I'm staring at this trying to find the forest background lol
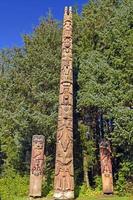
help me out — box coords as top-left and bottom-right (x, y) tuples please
(0, 0), (133, 199)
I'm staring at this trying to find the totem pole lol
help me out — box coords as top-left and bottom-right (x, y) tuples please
(29, 135), (45, 197)
(54, 6), (74, 200)
(100, 140), (113, 194)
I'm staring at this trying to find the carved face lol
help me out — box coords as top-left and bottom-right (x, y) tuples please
(64, 20), (71, 30)
(63, 95), (69, 105)
(64, 37), (71, 48)
(64, 87), (69, 94)
(61, 60), (69, 71)
(33, 139), (43, 149)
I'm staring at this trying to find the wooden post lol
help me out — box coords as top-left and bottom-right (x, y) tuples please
(29, 135), (45, 197)
(100, 140), (113, 194)
(54, 6), (74, 200)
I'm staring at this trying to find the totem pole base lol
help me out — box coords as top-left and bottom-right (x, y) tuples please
(102, 173), (113, 194)
(54, 191), (74, 200)
(29, 197), (41, 200)
(29, 176), (42, 197)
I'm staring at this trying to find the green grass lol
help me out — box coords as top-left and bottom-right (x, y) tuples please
(11, 196), (133, 200)
(77, 196), (132, 200)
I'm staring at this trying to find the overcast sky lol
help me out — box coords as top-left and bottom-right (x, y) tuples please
(0, 0), (88, 49)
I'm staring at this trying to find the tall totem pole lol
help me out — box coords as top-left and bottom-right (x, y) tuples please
(54, 6), (74, 200)
(100, 140), (113, 194)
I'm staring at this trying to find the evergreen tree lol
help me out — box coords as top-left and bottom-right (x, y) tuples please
(0, 0), (133, 196)
(73, 0), (133, 188)
(0, 18), (61, 176)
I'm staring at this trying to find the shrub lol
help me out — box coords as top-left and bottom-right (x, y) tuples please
(94, 175), (102, 191)
(77, 184), (101, 198)
(0, 171), (29, 200)
(116, 162), (133, 196)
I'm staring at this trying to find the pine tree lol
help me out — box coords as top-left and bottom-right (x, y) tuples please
(73, 0), (133, 188)
(0, 17), (61, 176)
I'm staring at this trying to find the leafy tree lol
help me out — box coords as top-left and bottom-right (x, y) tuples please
(0, 0), (133, 197)
(0, 17), (61, 177)
(73, 0), (133, 189)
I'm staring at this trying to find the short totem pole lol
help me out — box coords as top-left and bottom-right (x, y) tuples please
(29, 135), (45, 197)
(54, 6), (74, 200)
(100, 140), (113, 194)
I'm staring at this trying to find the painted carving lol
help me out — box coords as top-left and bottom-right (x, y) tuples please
(29, 135), (45, 197)
(100, 140), (113, 194)
(54, 6), (74, 200)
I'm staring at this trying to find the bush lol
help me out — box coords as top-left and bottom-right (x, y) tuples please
(116, 172), (127, 196)
(116, 162), (133, 196)
(0, 171), (29, 200)
(94, 175), (102, 191)
(77, 184), (101, 198)
(42, 181), (53, 197)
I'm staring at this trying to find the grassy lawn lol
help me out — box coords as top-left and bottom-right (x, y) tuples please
(76, 196), (132, 200)
(12, 196), (133, 200)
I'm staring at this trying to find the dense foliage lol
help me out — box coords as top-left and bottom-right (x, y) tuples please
(73, 0), (133, 192)
(0, 18), (61, 199)
(0, 0), (133, 199)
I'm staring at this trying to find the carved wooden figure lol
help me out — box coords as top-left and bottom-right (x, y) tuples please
(54, 6), (74, 200)
(100, 140), (113, 194)
(29, 135), (45, 197)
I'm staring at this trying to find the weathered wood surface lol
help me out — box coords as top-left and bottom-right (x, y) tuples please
(100, 140), (113, 194)
(29, 135), (45, 197)
(54, 6), (74, 200)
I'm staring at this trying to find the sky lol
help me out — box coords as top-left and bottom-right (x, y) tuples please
(0, 0), (88, 49)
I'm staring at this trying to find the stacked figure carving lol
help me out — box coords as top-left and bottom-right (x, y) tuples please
(100, 140), (113, 194)
(29, 135), (45, 197)
(54, 6), (74, 200)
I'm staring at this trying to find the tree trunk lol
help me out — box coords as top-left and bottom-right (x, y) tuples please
(83, 152), (90, 187)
